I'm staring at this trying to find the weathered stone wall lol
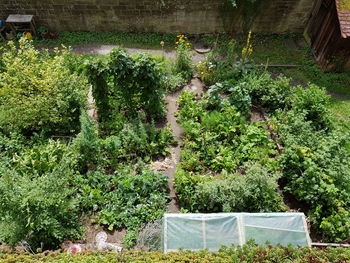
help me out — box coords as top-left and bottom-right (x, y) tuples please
(0, 0), (313, 34)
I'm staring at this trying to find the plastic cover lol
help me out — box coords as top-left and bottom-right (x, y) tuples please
(163, 213), (311, 252)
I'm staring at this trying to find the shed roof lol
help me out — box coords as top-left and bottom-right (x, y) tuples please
(336, 0), (350, 38)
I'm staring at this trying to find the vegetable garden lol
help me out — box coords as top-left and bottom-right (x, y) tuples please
(0, 32), (349, 255)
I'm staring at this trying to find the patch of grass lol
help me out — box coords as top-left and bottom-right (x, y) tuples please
(329, 99), (350, 128)
(250, 34), (350, 97)
(32, 32), (226, 51)
(252, 34), (306, 65)
(33, 32), (178, 50)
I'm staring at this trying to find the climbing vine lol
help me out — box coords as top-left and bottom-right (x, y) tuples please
(84, 48), (165, 122)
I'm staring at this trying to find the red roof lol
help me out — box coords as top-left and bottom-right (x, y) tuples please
(336, 0), (350, 38)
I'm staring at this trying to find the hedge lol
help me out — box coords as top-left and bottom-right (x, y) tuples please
(1, 244), (349, 263)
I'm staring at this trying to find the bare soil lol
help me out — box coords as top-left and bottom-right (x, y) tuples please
(152, 78), (206, 213)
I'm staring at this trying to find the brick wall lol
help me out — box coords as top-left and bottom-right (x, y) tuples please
(0, 0), (313, 34)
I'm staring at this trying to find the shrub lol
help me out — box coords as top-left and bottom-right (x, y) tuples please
(110, 49), (165, 120)
(0, 38), (87, 135)
(242, 73), (294, 112)
(73, 113), (102, 172)
(0, 142), (82, 249)
(175, 164), (285, 213)
(83, 58), (112, 123)
(292, 84), (331, 129)
(84, 48), (166, 122)
(275, 111), (350, 241)
(76, 164), (169, 231)
(1, 245), (350, 263)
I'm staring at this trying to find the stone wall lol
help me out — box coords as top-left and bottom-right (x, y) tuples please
(0, 0), (313, 34)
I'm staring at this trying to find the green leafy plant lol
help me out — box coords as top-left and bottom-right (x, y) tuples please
(84, 48), (166, 122)
(174, 35), (193, 80)
(175, 163), (285, 213)
(0, 141), (82, 249)
(276, 111), (350, 241)
(0, 38), (87, 135)
(177, 90), (276, 174)
(1, 244), (350, 262)
(76, 164), (169, 231)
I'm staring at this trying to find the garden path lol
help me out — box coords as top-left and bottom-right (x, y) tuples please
(151, 78), (205, 213)
(75, 44), (206, 212)
(72, 44), (205, 63)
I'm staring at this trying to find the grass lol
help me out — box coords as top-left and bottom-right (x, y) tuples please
(248, 34), (350, 126)
(31, 31), (225, 51)
(250, 34), (350, 97)
(33, 31), (178, 50)
(330, 99), (350, 128)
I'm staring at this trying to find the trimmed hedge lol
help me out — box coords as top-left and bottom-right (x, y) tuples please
(0, 245), (349, 263)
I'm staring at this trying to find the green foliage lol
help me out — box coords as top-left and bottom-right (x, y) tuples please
(1, 243), (350, 262)
(162, 72), (188, 93)
(123, 230), (138, 249)
(101, 120), (175, 167)
(0, 140), (82, 249)
(177, 91), (276, 174)
(175, 90), (281, 213)
(0, 38), (87, 135)
(76, 164), (169, 231)
(241, 73), (294, 112)
(175, 164), (285, 213)
(275, 111), (350, 241)
(84, 48), (165, 122)
(174, 37), (193, 80)
(200, 40), (255, 85)
(207, 80), (252, 115)
(83, 58), (111, 123)
(292, 84), (331, 129)
(73, 113), (102, 172)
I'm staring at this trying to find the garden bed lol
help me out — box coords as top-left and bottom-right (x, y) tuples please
(0, 33), (349, 252)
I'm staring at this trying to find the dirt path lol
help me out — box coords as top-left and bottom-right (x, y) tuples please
(72, 44), (205, 63)
(152, 78), (205, 213)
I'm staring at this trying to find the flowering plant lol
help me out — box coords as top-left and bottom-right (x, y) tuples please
(174, 34), (193, 79)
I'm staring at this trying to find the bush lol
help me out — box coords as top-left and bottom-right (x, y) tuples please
(275, 110), (350, 241)
(2, 242), (350, 262)
(0, 141), (82, 249)
(241, 73), (294, 112)
(73, 113), (102, 172)
(0, 38), (87, 135)
(175, 163), (285, 213)
(76, 164), (169, 231)
(292, 84), (331, 129)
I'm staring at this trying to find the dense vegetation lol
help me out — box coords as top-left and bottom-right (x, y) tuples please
(174, 38), (350, 242)
(0, 31), (349, 252)
(1, 243), (350, 263)
(0, 39), (176, 249)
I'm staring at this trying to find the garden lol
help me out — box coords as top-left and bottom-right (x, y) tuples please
(0, 30), (349, 256)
